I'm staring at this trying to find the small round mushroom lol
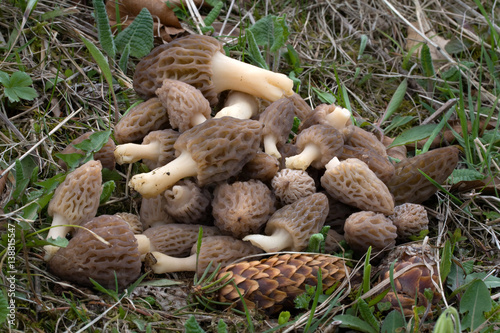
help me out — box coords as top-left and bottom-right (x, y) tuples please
(44, 160), (103, 261)
(115, 212), (143, 234)
(243, 193), (329, 252)
(214, 91), (260, 119)
(140, 194), (175, 229)
(133, 35), (294, 105)
(58, 132), (116, 171)
(239, 151), (279, 183)
(259, 98), (295, 159)
(389, 203), (429, 240)
(271, 169), (316, 205)
(114, 98), (170, 144)
(164, 179), (212, 224)
(320, 157), (395, 215)
(212, 180), (276, 239)
(146, 235), (263, 274)
(128, 117), (263, 198)
(287, 92), (313, 121)
(114, 129), (180, 168)
(285, 124), (344, 170)
(344, 211), (397, 254)
(299, 104), (352, 131)
(156, 79), (212, 132)
(48, 215), (142, 290)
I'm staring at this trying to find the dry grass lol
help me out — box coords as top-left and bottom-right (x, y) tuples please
(1, 0), (499, 332)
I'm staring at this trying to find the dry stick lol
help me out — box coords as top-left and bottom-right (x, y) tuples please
(0, 107), (83, 179)
(421, 98), (458, 125)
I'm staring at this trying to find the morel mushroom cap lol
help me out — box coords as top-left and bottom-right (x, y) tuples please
(146, 235), (263, 274)
(340, 145), (395, 184)
(143, 224), (221, 257)
(156, 79), (211, 132)
(243, 193), (329, 252)
(287, 93), (313, 121)
(259, 98), (295, 159)
(386, 146), (460, 205)
(271, 169), (316, 205)
(164, 179), (212, 224)
(389, 203), (429, 240)
(48, 215), (142, 290)
(212, 180), (276, 239)
(115, 212), (143, 234)
(239, 151), (279, 183)
(59, 132), (116, 171)
(321, 157), (395, 215)
(382, 136), (408, 161)
(114, 98), (170, 144)
(129, 117), (263, 197)
(114, 129), (180, 168)
(214, 91), (260, 119)
(342, 125), (387, 157)
(133, 35), (293, 105)
(344, 211), (397, 254)
(286, 124), (344, 170)
(140, 194), (175, 229)
(299, 104), (352, 131)
(44, 160), (103, 261)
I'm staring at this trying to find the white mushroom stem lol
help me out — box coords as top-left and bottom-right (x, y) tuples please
(263, 134), (281, 159)
(168, 185), (191, 206)
(148, 251), (197, 273)
(243, 228), (293, 253)
(43, 214), (70, 261)
(325, 106), (352, 130)
(211, 52), (294, 102)
(214, 91), (259, 119)
(129, 150), (198, 198)
(285, 144), (322, 170)
(191, 113), (208, 127)
(114, 142), (161, 165)
(135, 235), (151, 260)
(324, 156), (341, 171)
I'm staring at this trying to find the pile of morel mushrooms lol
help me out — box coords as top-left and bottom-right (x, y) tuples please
(44, 34), (459, 316)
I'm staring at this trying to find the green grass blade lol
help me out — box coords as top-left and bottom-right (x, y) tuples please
(381, 78), (407, 124)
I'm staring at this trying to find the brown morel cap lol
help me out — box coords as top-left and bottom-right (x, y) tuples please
(287, 92), (313, 121)
(59, 132), (116, 171)
(340, 145), (395, 184)
(115, 212), (143, 234)
(164, 179), (212, 225)
(342, 125), (387, 157)
(271, 169), (316, 205)
(300, 104), (352, 131)
(389, 203), (429, 240)
(48, 215), (142, 290)
(259, 98), (295, 159)
(114, 98), (170, 144)
(239, 151), (279, 183)
(140, 194), (175, 229)
(344, 211), (397, 254)
(212, 180), (276, 239)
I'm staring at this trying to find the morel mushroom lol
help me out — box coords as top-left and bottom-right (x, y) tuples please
(212, 180), (276, 239)
(214, 91), (260, 119)
(217, 253), (349, 316)
(129, 117), (262, 197)
(344, 211), (397, 254)
(340, 145), (395, 184)
(259, 98), (295, 159)
(58, 132), (116, 171)
(156, 79), (211, 132)
(285, 124), (344, 170)
(287, 93), (313, 121)
(133, 34), (294, 105)
(114, 129), (180, 169)
(164, 179), (212, 224)
(48, 215), (142, 290)
(299, 104), (352, 131)
(386, 146), (460, 205)
(320, 158), (394, 215)
(243, 193), (329, 252)
(239, 151), (279, 183)
(44, 160), (103, 261)
(146, 235), (263, 274)
(115, 212), (143, 234)
(271, 169), (316, 205)
(140, 194), (175, 229)
(389, 203), (429, 240)
(114, 98), (170, 144)
(342, 125), (387, 157)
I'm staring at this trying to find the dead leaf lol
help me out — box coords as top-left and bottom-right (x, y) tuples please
(451, 176), (500, 195)
(405, 21), (449, 62)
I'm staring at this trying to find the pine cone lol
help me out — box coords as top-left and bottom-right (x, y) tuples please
(217, 253), (349, 316)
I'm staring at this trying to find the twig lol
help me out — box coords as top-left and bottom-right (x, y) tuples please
(421, 98), (458, 125)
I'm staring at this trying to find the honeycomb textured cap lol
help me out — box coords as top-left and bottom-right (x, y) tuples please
(142, 129), (180, 170)
(133, 35), (223, 105)
(259, 98), (295, 146)
(164, 179), (212, 224)
(271, 169), (316, 205)
(59, 132), (116, 171)
(217, 253), (349, 316)
(321, 158), (395, 214)
(240, 151), (279, 183)
(212, 180), (276, 239)
(140, 194), (175, 229)
(287, 93), (313, 121)
(266, 192), (329, 251)
(387, 146), (460, 205)
(340, 145), (395, 184)
(295, 124), (344, 169)
(114, 212), (143, 234)
(114, 98), (170, 144)
(48, 215), (142, 290)
(344, 211), (397, 253)
(342, 125), (387, 157)
(174, 117), (263, 186)
(389, 203), (429, 239)
(48, 160), (103, 226)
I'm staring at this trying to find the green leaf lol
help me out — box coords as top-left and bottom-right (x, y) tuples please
(358, 34), (368, 59)
(184, 315), (206, 333)
(216, 319), (227, 333)
(22, 201), (39, 220)
(284, 44), (302, 72)
(118, 43), (130, 73)
(115, 8), (154, 58)
(381, 79), (407, 123)
(358, 298), (379, 332)
(54, 152), (85, 171)
(460, 279), (492, 330)
(384, 115), (415, 134)
(311, 87), (336, 104)
(333, 314), (377, 333)
(245, 29), (268, 70)
(465, 273), (500, 289)
(420, 44), (435, 78)
(278, 311), (291, 325)
(440, 240), (452, 283)
(433, 307), (460, 333)
(43, 236), (69, 248)
(388, 123), (439, 147)
(93, 0), (116, 58)
(0, 71), (38, 102)
(0, 292), (8, 325)
(12, 158), (37, 199)
(99, 180), (115, 204)
(138, 278), (182, 287)
(203, 1), (223, 27)
(73, 130), (112, 153)
(81, 36), (114, 96)
(0, 71), (9, 85)
(450, 168), (486, 183)
(381, 310), (405, 333)
(247, 15), (290, 53)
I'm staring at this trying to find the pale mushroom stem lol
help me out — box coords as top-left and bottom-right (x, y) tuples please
(243, 228), (293, 252)
(114, 142), (161, 165)
(285, 144), (322, 170)
(325, 107), (352, 130)
(43, 214), (70, 261)
(324, 156), (341, 171)
(263, 135), (281, 159)
(129, 150), (198, 198)
(148, 251), (197, 274)
(169, 185), (191, 206)
(211, 52), (294, 102)
(135, 235), (151, 260)
(191, 113), (208, 127)
(214, 92), (259, 119)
